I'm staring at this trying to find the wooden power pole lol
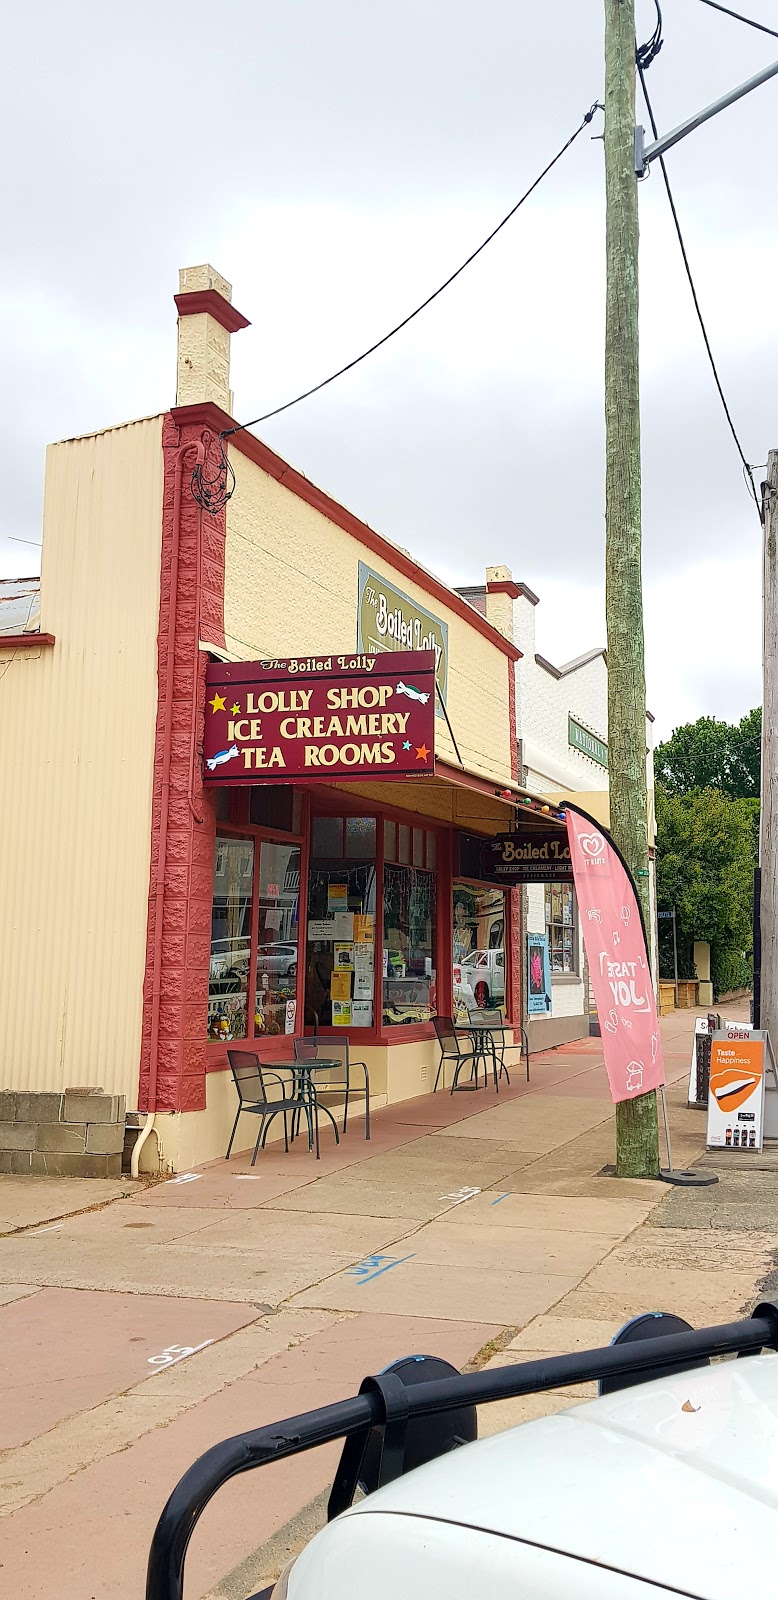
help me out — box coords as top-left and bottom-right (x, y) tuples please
(604, 0), (660, 1177)
(760, 452), (778, 1038)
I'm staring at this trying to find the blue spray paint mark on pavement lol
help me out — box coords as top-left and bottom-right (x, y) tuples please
(345, 1253), (416, 1285)
(490, 1193), (511, 1206)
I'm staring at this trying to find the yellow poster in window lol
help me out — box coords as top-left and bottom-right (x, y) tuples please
(354, 913), (374, 944)
(330, 969), (352, 1001)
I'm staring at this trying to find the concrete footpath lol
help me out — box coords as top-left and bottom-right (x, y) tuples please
(1, 1003), (775, 1600)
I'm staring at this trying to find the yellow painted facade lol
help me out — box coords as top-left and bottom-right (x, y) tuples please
(0, 418), (164, 1100)
(222, 456), (514, 792)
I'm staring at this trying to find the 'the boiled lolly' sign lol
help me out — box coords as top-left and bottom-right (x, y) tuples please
(203, 650), (436, 784)
(565, 807), (665, 1105)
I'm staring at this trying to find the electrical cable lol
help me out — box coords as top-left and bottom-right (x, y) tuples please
(637, 1), (664, 69)
(191, 102), (604, 512)
(637, 62), (762, 517)
(692, 0), (778, 43)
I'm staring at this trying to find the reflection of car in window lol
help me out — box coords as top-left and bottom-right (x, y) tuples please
(256, 942), (298, 979)
(460, 948), (505, 1008)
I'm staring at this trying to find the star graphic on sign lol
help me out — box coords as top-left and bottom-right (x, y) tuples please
(231, 702), (241, 715)
(208, 692), (226, 714)
(402, 740), (411, 751)
(415, 744), (430, 762)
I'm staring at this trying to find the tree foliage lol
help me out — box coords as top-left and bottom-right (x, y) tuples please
(654, 710), (761, 800)
(655, 784), (758, 997)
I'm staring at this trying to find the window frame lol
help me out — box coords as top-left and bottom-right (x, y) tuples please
(544, 881), (579, 978)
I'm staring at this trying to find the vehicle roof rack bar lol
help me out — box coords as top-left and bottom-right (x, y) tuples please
(146, 1305), (778, 1600)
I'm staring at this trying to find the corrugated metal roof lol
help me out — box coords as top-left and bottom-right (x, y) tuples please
(0, 576), (41, 634)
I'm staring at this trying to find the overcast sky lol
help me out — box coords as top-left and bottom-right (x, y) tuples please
(1, 0), (774, 741)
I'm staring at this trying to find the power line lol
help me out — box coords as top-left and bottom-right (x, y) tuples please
(192, 102), (604, 513)
(637, 63), (762, 517)
(692, 0), (778, 42)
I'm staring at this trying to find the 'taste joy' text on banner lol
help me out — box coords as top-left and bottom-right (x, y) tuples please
(565, 808), (666, 1104)
(203, 651), (436, 784)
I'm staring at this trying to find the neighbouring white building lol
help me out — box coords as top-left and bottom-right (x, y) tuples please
(460, 570), (655, 1052)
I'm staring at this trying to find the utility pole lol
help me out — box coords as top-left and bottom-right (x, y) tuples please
(760, 452), (778, 1038)
(604, 0), (660, 1178)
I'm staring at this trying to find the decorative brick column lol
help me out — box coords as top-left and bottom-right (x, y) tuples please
(138, 414), (227, 1113)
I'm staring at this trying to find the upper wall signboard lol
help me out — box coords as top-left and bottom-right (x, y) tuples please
(357, 563), (448, 717)
(203, 651), (436, 784)
(568, 716), (608, 769)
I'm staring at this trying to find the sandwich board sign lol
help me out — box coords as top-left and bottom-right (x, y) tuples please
(706, 1028), (766, 1151)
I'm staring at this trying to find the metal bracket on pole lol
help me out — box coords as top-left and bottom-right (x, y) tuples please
(635, 57), (778, 176)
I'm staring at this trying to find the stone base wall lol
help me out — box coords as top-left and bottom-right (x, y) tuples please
(0, 1089), (126, 1177)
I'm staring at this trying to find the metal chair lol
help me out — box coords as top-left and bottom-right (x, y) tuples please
(225, 1050), (317, 1163)
(467, 1008), (511, 1090)
(432, 1015), (482, 1094)
(294, 1036), (371, 1139)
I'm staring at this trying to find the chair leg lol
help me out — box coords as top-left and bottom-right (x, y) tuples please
(225, 1107), (241, 1159)
(343, 1075), (349, 1134)
(433, 1055), (445, 1093)
(251, 1115), (265, 1167)
(283, 1110), (289, 1154)
(363, 1064), (371, 1139)
(313, 1095), (320, 1159)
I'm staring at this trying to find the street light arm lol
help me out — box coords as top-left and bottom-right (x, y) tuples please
(635, 55), (778, 175)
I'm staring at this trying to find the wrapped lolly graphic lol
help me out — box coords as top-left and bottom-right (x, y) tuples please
(206, 744), (239, 773)
(396, 681), (430, 704)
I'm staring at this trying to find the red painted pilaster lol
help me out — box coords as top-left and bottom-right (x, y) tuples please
(139, 418), (227, 1112)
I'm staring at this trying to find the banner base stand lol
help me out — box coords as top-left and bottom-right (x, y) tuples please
(659, 1167), (719, 1187)
(659, 1085), (719, 1186)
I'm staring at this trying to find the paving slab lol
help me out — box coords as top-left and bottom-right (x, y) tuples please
(405, 1218), (619, 1278)
(0, 1175), (138, 1234)
(0, 1312), (494, 1600)
(507, 1314), (624, 1353)
(0, 1287), (263, 1449)
(0, 1208), (413, 1304)
(268, 1136), (521, 1220)
(288, 1254), (576, 1325)
(435, 1189), (655, 1236)
(431, 1095), (612, 1150)
(0, 1282), (41, 1307)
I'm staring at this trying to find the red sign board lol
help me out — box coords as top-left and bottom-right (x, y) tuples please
(203, 651), (436, 784)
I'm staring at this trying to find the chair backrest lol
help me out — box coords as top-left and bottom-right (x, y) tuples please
(311, 1036), (349, 1072)
(468, 1008), (502, 1028)
(294, 1037), (320, 1063)
(227, 1050), (270, 1104)
(433, 1016), (461, 1056)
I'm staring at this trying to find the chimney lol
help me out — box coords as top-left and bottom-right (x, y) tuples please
(174, 264), (250, 414)
(485, 565), (520, 643)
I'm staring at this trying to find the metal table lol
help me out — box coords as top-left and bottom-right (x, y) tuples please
(285, 1056), (342, 1158)
(455, 1020), (523, 1090)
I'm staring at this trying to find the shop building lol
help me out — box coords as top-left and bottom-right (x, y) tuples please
(0, 264), (554, 1173)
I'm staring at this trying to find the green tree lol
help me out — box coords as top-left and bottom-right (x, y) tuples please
(655, 785), (758, 997)
(654, 710), (761, 800)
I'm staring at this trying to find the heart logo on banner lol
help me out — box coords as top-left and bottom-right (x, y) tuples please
(578, 832), (606, 858)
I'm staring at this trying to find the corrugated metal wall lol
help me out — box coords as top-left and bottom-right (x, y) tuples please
(0, 417), (163, 1101)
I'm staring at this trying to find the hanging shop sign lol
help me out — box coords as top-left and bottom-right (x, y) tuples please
(527, 933), (552, 1015)
(203, 650), (436, 784)
(707, 1028), (766, 1151)
(566, 807), (666, 1105)
(459, 826), (572, 886)
(357, 563), (448, 716)
(568, 717), (608, 769)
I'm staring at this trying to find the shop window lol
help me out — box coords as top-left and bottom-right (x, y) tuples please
(312, 815), (344, 859)
(307, 817), (377, 1029)
(545, 883), (577, 974)
(249, 785), (302, 835)
(452, 883), (506, 1023)
(215, 789), (232, 822)
(345, 816), (377, 858)
(398, 823), (411, 864)
(208, 837), (254, 1041)
(383, 819), (396, 861)
(383, 865), (436, 1027)
(255, 841), (302, 1038)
